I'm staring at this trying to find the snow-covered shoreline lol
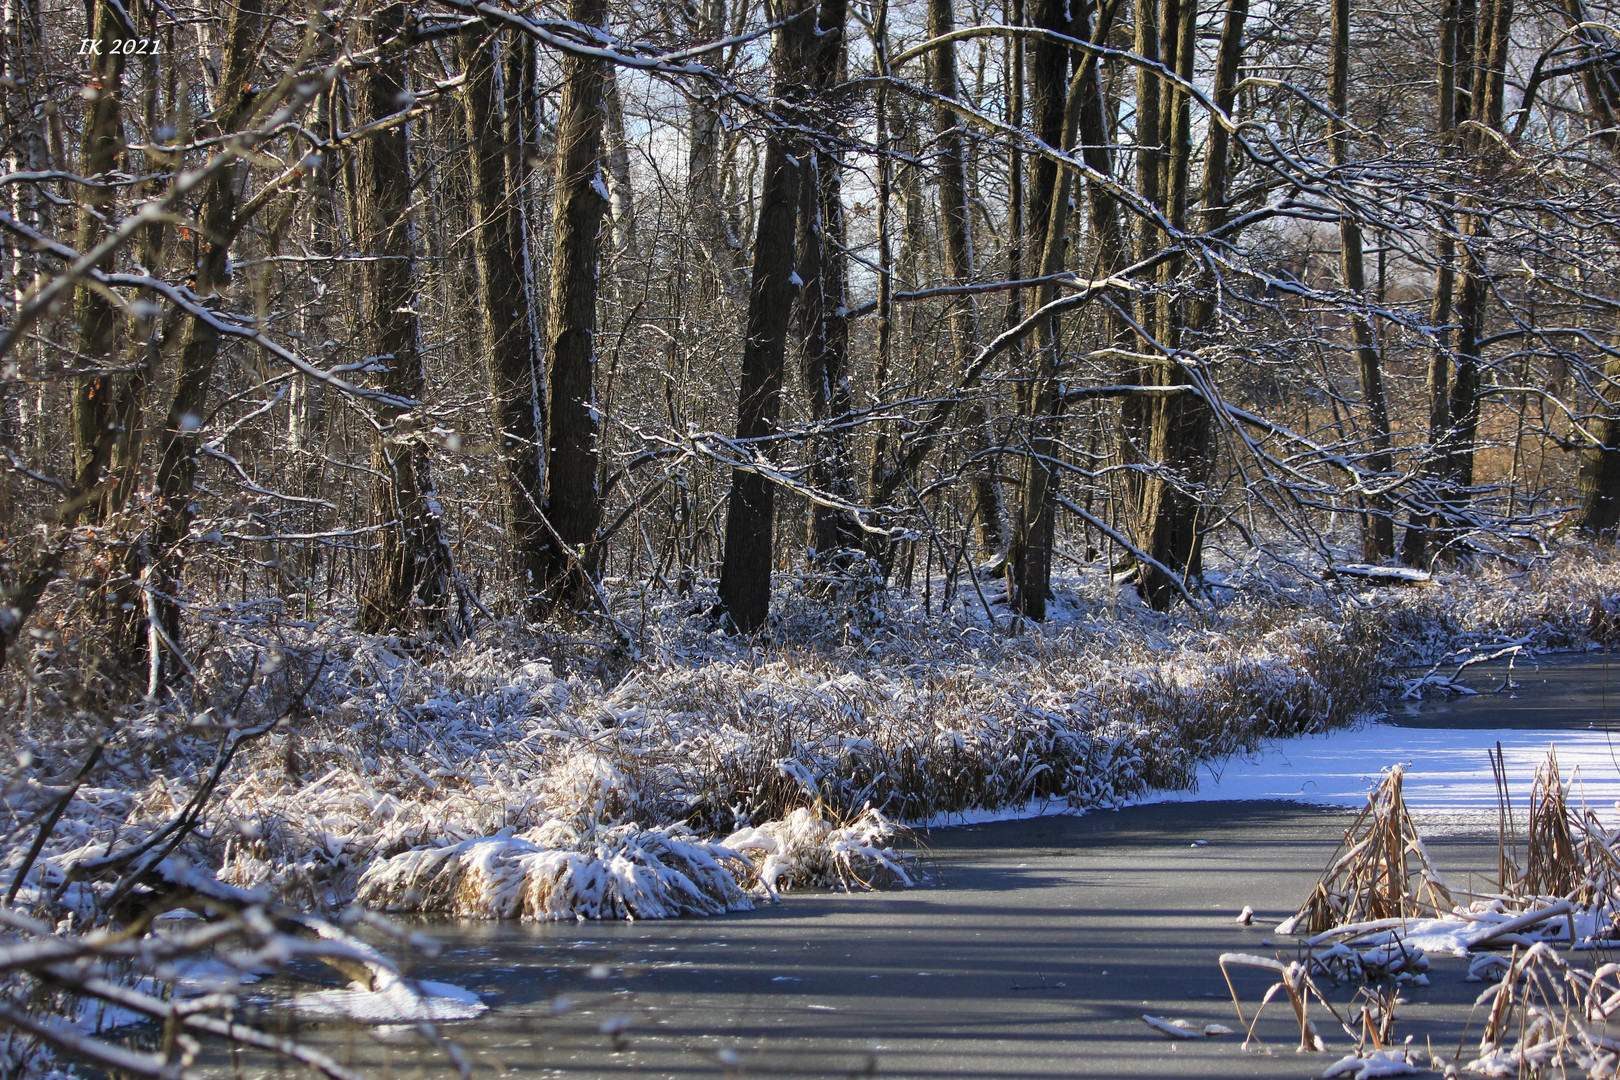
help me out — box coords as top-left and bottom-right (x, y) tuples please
(3, 548), (1616, 925)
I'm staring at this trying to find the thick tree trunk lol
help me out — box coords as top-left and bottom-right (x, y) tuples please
(928, 0), (1007, 557)
(1444, 0), (1511, 523)
(541, 0), (610, 607)
(355, 0), (463, 638)
(460, 27), (549, 617)
(1025, 0), (1072, 272)
(1133, 0), (1210, 610)
(1329, 0), (1395, 561)
(717, 0), (814, 633)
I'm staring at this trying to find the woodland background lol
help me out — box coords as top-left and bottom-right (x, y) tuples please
(3, 0), (1618, 678)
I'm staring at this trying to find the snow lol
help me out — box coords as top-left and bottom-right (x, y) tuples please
(1322, 1050), (1421, 1078)
(1140, 1014), (1200, 1039)
(292, 971), (487, 1023)
(1132, 721), (1620, 831)
(1330, 564), (1433, 584)
(916, 796), (1080, 828)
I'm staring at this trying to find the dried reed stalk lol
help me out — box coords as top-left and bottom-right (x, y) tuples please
(1287, 766), (1455, 936)
(1519, 747), (1582, 902)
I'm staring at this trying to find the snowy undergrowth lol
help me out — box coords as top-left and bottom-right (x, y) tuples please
(3, 545), (1615, 922)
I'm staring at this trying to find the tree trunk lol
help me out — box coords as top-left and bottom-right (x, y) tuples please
(1, 0), (48, 483)
(716, 0), (814, 633)
(68, 0), (127, 513)
(928, 0), (1007, 557)
(460, 26), (549, 617)
(796, 0), (863, 565)
(1329, 0), (1395, 561)
(1401, 0), (1458, 567)
(1444, 0), (1511, 523)
(128, 0), (262, 681)
(687, 0), (739, 294)
(1577, 350), (1620, 537)
(602, 71), (638, 263)
(1011, 0), (1123, 619)
(541, 0), (611, 607)
(355, 0), (463, 638)
(1132, 0), (1210, 610)
(1119, 0), (1160, 525)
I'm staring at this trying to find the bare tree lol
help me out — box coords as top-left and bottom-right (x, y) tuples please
(717, 0), (815, 632)
(460, 25), (549, 617)
(354, 0), (464, 637)
(540, 0), (611, 608)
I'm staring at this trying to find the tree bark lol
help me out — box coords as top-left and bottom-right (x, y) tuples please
(460, 26), (549, 617)
(1010, 0), (1123, 619)
(540, 0), (611, 607)
(355, 0), (463, 638)
(796, 0), (863, 565)
(602, 71), (638, 262)
(1132, 0), (1210, 610)
(132, 0), (262, 680)
(686, 0), (739, 294)
(68, 0), (127, 515)
(1118, 0), (1160, 526)
(1444, 0), (1511, 522)
(1401, 0), (1459, 567)
(1329, 0), (1395, 561)
(1577, 350), (1620, 537)
(928, 0), (1007, 558)
(717, 0), (814, 633)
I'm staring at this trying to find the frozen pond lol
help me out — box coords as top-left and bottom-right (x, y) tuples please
(269, 651), (1616, 1079)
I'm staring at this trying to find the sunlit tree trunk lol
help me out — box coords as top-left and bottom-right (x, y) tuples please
(133, 0), (262, 680)
(1401, 0), (1459, 567)
(540, 0), (611, 607)
(460, 26), (549, 616)
(1577, 351), (1620, 537)
(928, 0), (1007, 557)
(355, 0), (463, 637)
(1133, 0), (1210, 610)
(717, 0), (814, 632)
(1446, 0), (1511, 524)
(603, 72), (638, 263)
(1011, 0), (1123, 619)
(1329, 0), (1395, 561)
(796, 0), (863, 564)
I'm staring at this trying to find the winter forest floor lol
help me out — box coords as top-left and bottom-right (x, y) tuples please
(5, 542), (1617, 919)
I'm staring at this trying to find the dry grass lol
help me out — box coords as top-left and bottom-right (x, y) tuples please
(4, 545), (1616, 922)
(1284, 767), (1456, 936)
(1467, 943), (1620, 1078)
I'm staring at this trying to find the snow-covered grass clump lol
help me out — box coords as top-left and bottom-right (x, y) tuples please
(356, 819), (754, 920)
(725, 806), (912, 895)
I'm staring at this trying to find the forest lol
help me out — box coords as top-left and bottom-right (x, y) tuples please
(3, 0), (1620, 1072)
(3, 0), (1618, 660)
